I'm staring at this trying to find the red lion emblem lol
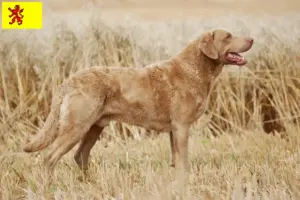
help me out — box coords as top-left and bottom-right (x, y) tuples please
(8, 5), (24, 25)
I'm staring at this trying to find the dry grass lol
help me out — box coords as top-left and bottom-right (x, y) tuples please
(1, 8), (300, 199)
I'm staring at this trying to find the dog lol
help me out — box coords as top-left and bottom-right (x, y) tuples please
(23, 29), (254, 174)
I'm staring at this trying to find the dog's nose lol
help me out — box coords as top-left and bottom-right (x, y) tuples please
(246, 38), (254, 44)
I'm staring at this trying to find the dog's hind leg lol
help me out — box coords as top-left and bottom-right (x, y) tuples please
(43, 94), (101, 174)
(74, 125), (104, 172)
(43, 123), (93, 174)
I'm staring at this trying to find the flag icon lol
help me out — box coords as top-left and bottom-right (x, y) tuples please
(2, 2), (43, 29)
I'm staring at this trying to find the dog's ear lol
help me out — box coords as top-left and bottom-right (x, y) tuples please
(198, 32), (218, 60)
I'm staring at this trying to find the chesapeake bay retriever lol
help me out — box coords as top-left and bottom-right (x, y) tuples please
(23, 29), (254, 173)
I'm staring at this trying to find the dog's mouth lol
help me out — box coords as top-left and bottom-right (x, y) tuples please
(225, 52), (247, 66)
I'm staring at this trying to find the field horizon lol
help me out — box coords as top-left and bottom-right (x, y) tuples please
(1, 1), (300, 200)
(45, 0), (300, 19)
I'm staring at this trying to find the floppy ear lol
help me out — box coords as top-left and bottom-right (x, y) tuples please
(198, 32), (218, 59)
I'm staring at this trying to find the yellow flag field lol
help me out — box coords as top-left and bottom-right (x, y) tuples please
(2, 2), (42, 29)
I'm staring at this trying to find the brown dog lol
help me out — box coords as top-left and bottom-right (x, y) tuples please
(23, 29), (253, 173)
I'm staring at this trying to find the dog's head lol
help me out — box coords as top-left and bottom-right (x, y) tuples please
(198, 29), (254, 66)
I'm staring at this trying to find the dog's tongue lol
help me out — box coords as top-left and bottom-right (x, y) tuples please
(227, 53), (244, 61)
(227, 52), (247, 65)
(227, 53), (247, 64)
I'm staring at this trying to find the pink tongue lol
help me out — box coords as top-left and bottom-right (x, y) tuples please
(228, 53), (243, 62)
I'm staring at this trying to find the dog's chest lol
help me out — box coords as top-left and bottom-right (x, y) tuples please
(191, 81), (213, 120)
(193, 95), (208, 118)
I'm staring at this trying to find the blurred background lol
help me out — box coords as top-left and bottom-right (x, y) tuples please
(2, 0), (300, 19)
(47, 0), (300, 19)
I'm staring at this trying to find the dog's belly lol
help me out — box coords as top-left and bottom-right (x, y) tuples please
(97, 109), (172, 132)
(120, 118), (172, 132)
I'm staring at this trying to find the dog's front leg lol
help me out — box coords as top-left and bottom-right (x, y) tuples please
(171, 123), (190, 172)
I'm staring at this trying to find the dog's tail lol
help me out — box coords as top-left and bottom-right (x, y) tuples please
(23, 95), (62, 153)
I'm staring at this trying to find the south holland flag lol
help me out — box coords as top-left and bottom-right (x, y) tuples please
(2, 2), (43, 29)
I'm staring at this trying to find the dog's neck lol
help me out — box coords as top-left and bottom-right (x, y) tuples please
(174, 42), (224, 84)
